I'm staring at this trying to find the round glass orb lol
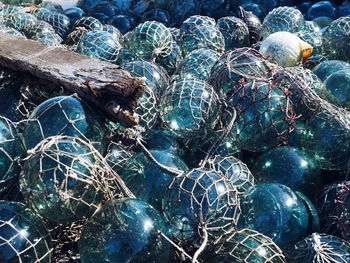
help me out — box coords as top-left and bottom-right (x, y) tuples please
(208, 48), (274, 97)
(126, 21), (173, 60)
(205, 155), (254, 194)
(77, 30), (121, 63)
(168, 0), (199, 26)
(108, 14), (137, 34)
(251, 146), (321, 199)
(210, 228), (286, 263)
(262, 6), (305, 38)
(313, 16), (333, 28)
(179, 15), (216, 36)
(301, 112), (350, 170)
(79, 198), (171, 263)
(229, 80), (294, 152)
(239, 183), (310, 248)
(0, 117), (23, 194)
(41, 12), (71, 38)
(113, 48), (135, 66)
(322, 70), (350, 110)
(155, 41), (182, 75)
(160, 78), (220, 138)
(176, 48), (220, 81)
(307, 1), (336, 20)
(0, 201), (52, 262)
(319, 182), (350, 240)
(217, 16), (250, 50)
(20, 136), (113, 224)
(121, 150), (188, 210)
(180, 24), (224, 56)
(135, 87), (158, 131)
(323, 17), (350, 61)
(295, 191), (320, 233)
(74, 16), (103, 31)
(22, 96), (106, 153)
(313, 60), (350, 82)
(144, 129), (182, 155)
(105, 142), (134, 174)
(122, 60), (170, 100)
(5, 12), (37, 32)
(200, 0), (230, 19)
(39, 1), (63, 12)
(31, 7), (52, 20)
(259, 32), (312, 68)
(163, 168), (241, 241)
(287, 233), (350, 263)
(141, 8), (170, 27)
(241, 3), (267, 20)
(101, 24), (122, 42)
(236, 6), (263, 45)
(66, 27), (88, 45)
(21, 19), (55, 40)
(63, 7), (85, 23)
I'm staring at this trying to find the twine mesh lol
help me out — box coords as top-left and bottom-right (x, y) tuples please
(262, 6), (305, 37)
(0, 202), (52, 263)
(74, 16), (103, 31)
(208, 48), (275, 97)
(160, 78), (221, 138)
(287, 233), (350, 263)
(41, 12), (71, 38)
(4, 12), (37, 31)
(179, 15), (216, 36)
(105, 141), (134, 174)
(21, 19), (54, 39)
(319, 182), (350, 241)
(65, 27), (88, 46)
(213, 228), (286, 263)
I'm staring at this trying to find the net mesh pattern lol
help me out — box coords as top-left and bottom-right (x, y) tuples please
(319, 182), (350, 241)
(127, 21), (174, 59)
(287, 233), (350, 263)
(205, 155), (255, 194)
(0, 203), (52, 263)
(209, 48), (275, 97)
(4, 12), (37, 31)
(134, 87), (158, 131)
(74, 16), (103, 31)
(105, 142), (134, 174)
(179, 15), (216, 36)
(160, 78), (221, 138)
(66, 27), (88, 46)
(163, 168), (241, 241)
(42, 12), (71, 38)
(213, 228), (286, 263)
(21, 19), (55, 39)
(262, 6), (305, 37)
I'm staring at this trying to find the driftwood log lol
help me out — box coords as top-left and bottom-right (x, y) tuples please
(0, 32), (146, 127)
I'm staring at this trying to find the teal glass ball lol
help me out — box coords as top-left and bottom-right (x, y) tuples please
(251, 146), (321, 199)
(22, 96), (106, 153)
(322, 70), (350, 110)
(210, 228), (286, 263)
(160, 78), (220, 138)
(20, 136), (112, 224)
(121, 150), (188, 210)
(239, 183), (310, 248)
(105, 142), (134, 174)
(0, 200), (52, 263)
(217, 16), (250, 50)
(163, 168), (241, 241)
(313, 60), (350, 82)
(0, 116), (23, 194)
(79, 198), (171, 263)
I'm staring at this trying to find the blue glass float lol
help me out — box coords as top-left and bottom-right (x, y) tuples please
(251, 146), (321, 199)
(41, 11), (71, 38)
(144, 129), (182, 155)
(180, 23), (224, 56)
(39, 1), (63, 13)
(22, 95), (107, 153)
(262, 6), (305, 38)
(85, 2), (119, 23)
(79, 198), (171, 263)
(210, 228), (286, 263)
(142, 8), (170, 26)
(123, 60), (170, 100)
(114, 48), (135, 66)
(63, 7), (85, 23)
(74, 16), (103, 31)
(5, 12), (37, 32)
(20, 136), (113, 224)
(0, 201), (52, 262)
(163, 168), (241, 241)
(105, 142), (134, 174)
(77, 31), (121, 63)
(209, 48), (274, 97)
(322, 70), (350, 110)
(307, 1), (336, 20)
(313, 60), (350, 82)
(108, 14), (137, 34)
(168, 0), (199, 26)
(240, 3), (267, 20)
(179, 15), (216, 36)
(0, 116), (23, 194)
(126, 21), (173, 60)
(287, 233), (350, 263)
(3, 5), (25, 18)
(312, 16), (333, 28)
(160, 78), (220, 138)
(323, 17), (350, 61)
(239, 183), (310, 248)
(32, 7), (52, 20)
(319, 182), (350, 240)
(155, 41), (182, 75)
(228, 80), (294, 152)
(66, 27), (88, 45)
(200, 0), (230, 19)
(177, 48), (220, 81)
(36, 31), (63, 46)
(121, 150), (188, 210)
(205, 155), (254, 194)
(294, 191), (320, 233)
(101, 24), (122, 42)
(21, 19), (55, 40)
(217, 16), (250, 50)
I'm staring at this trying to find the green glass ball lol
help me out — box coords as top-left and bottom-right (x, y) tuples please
(313, 60), (350, 82)
(22, 96), (107, 153)
(105, 142), (134, 175)
(20, 136), (112, 224)
(0, 200), (52, 263)
(217, 16), (250, 50)
(79, 198), (171, 263)
(322, 70), (350, 110)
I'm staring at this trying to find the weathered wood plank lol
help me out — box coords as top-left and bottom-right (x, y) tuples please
(0, 32), (146, 127)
